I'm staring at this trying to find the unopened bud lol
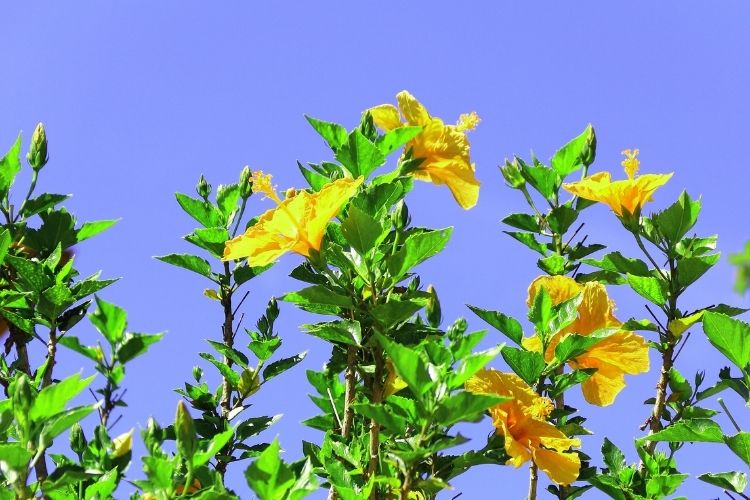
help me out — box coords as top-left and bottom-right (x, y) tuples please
(196, 175), (212, 200)
(12, 375), (33, 429)
(239, 166), (253, 198)
(500, 159), (525, 189)
(192, 365), (203, 382)
(175, 400), (197, 460)
(70, 423), (87, 455)
(392, 201), (410, 230)
(111, 429), (133, 458)
(581, 124), (597, 167)
(27, 122), (48, 171)
(425, 285), (442, 328)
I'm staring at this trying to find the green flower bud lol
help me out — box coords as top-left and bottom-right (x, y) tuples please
(238, 368), (260, 398)
(196, 175), (212, 200)
(500, 159), (525, 189)
(12, 374), (33, 432)
(70, 423), (87, 455)
(27, 122), (48, 171)
(581, 124), (597, 167)
(175, 400), (197, 460)
(239, 166), (253, 198)
(392, 200), (410, 230)
(192, 365), (203, 382)
(425, 285), (442, 328)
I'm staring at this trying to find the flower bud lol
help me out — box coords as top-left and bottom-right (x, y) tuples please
(581, 124), (597, 167)
(12, 374), (33, 431)
(500, 159), (525, 189)
(70, 423), (87, 455)
(175, 400), (197, 460)
(239, 166), (253, 198)
(392, 200), (410, 230)
(238, 368), (260, 398)
(111, 429), (133, 458)
(196, 175), (212, 200)
(284, 187), (298, 199)
(425, 285), (442, 328)
(27, 122), (48, 171)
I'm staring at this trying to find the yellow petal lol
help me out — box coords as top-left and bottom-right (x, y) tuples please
(526, 275), (582, 307)
(112, 429), (133, 458)
(369, 104), (402, 131)
(396, 90), (431, 126)
(532, 446), (581, 486)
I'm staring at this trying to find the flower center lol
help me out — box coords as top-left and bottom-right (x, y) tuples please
(621, 149), (640, 180)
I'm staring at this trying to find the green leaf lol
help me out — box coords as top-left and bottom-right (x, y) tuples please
(583, 252), (650, 277)
(726, 432), (750, 466)
(376, 126), (421, 155)
(528, 287), (553, 334)
(58, 336), (100, 362)
(0, 442), (33, 470)
(305, 116), (348, 151)
(155, 253), (213, 279)
(41, 405), (95, 442)
(519, 163), (560, 201)
(76, 220), (118, 243)
(30, 373), (95, 422)
(175, 193), (224, 228)
(377, 334), (433, 396)
(185, 227), (229, 258)
(450, 345), (503, 389)
(245, 438), (295, 499)
(434, 392), (508, 427)
(90, 296), (127, 344)
(341, 205), (386, 255)
(668, 367), (692, 402)
(281, 285), (352, 308)
(303, 320), (361, 346)
(550, 124), (595, 177)
(677, 253), (720, 288)
(388, 228), (453, 281)
(216, 183), (241, 219)
(502, 213), (540, 232)
(504, 231), (547, 255)
(370, 299), (424, 329)
(644, 418), (724, 443)
(0, 230), (10, 266)
(501, 347), (545, 386)
(547, 205), (579, 234)
(117, 333), (163, 364)
(626, 274), (667, 306)
(83, 468), (118, 499)
(20, 193), (70, 218)
(0, 135), (22, 195)
(537, 254), (566, 275)
(71, 274), (118, 300)
(199, 353), (240, 388)
(601, 438), (626, 475)
(5, 255), (50, 292)
(468, 305), (523, 345)
(336, 129), (386, 178)
(702, 312), (750, 370)
(234, 263), (271, 286)
(698, 471), (748, 493)
(352, 402), (408, 434)
(652, 191), (701, 245)
(192, 428), (234, 468)
(298, 163), (329, 191)
(263, 352), (306, 382)
(554, 333), (605, 365)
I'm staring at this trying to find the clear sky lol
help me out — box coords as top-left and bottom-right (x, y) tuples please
(2, 2), (750, 498)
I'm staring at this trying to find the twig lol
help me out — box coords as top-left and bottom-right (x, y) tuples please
(718, 398), (742, 433)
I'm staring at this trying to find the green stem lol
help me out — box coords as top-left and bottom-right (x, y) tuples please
(231, 197), (248, 238)
(15, 170), (38, 224)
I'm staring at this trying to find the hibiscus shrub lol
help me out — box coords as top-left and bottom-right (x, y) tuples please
(0, 94), (748, 500)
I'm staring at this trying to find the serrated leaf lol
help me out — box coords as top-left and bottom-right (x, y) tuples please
(644, 418), (724, 443)
(468, 305), (523, 345)
(626, 274), (667, 306)
(550, 125), (595, 176)
(702, 312), (750, 370)
(698, 471), (748, 493)
(341, 205), (386, 255)
(30, 373), (95, 421)
(305, 116), (348, 151)
(303, 321), (361, 346)
(388, 228), (452, 281)
(175, 193), (224, 228)
(504, 231), (547, 255)
(501, 347), (545, 386)
(263, 352), (306, 382)
(76, 220), (118, 243)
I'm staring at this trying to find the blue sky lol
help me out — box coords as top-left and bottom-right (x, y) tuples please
(2, 1), (750, 497)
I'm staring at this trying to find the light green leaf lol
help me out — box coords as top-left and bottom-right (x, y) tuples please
(550, 124), (595, 177)
(626, 274), (667, 306)
(31, 373), (95, 422)
(76, 220), (118, 243)
(305, 116), (348, 151)
(388, 228), (452, 281)
(303, 320), (361, 346)
(0, 135), (22, 195)
(245, 438), (295, 499)
(90, 296), (128, 344)
(698, 471), (748, 493)
(175, 193), (224, 228)
(501, 347), (545, 386)
(467, 305), (523, 345)
(725, 432), (750, 466)
(644, 418), (724, 443)
(341, 205), (386, 255)
(376, 126), (422, 155)
(155, 253), (213, 279)
(702, 312), (750, 370)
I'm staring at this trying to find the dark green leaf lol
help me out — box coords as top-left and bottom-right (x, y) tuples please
(547, 205), (579, 234)
(20, 194), (70, 218)
(468, 305), (523, 345)
(185, 227), (229, 258)
(371, 300), (423, 329)
(504, 231), (547, 255)
(336, 130), (386, 178)
(281, 285), (352, 308)
(341, 205), (386, 255)
(376, 126), (421, 155)
(216, 184), (241, 219)
(583, 252), (650, 277)
(725, 432), (750, 467)
(377, 334), (433, 396)
(90, 296), (127, 344)
(0, 135), (22, 195)
(117, 333), (163, 364)
(388, 228), (452, 281)
(519, 163), (559, 201)
(652, 191), (701, 245)
(263, 352), (306, 382)
(550, 125), (595, 177)
(677, 254), (720, 288)
(502, 213), (540, 232)
(199, 353), (240, 387)
(501, 347), (545, 386)
(303, 321), (361, 346)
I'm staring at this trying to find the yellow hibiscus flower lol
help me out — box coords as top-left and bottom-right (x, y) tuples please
(466, 369), (581, 485)
(562, 149), (673, 216)
(524, 275), (650, 406)
(223, 172), (363, 266)
(368, 90), (480, 210)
